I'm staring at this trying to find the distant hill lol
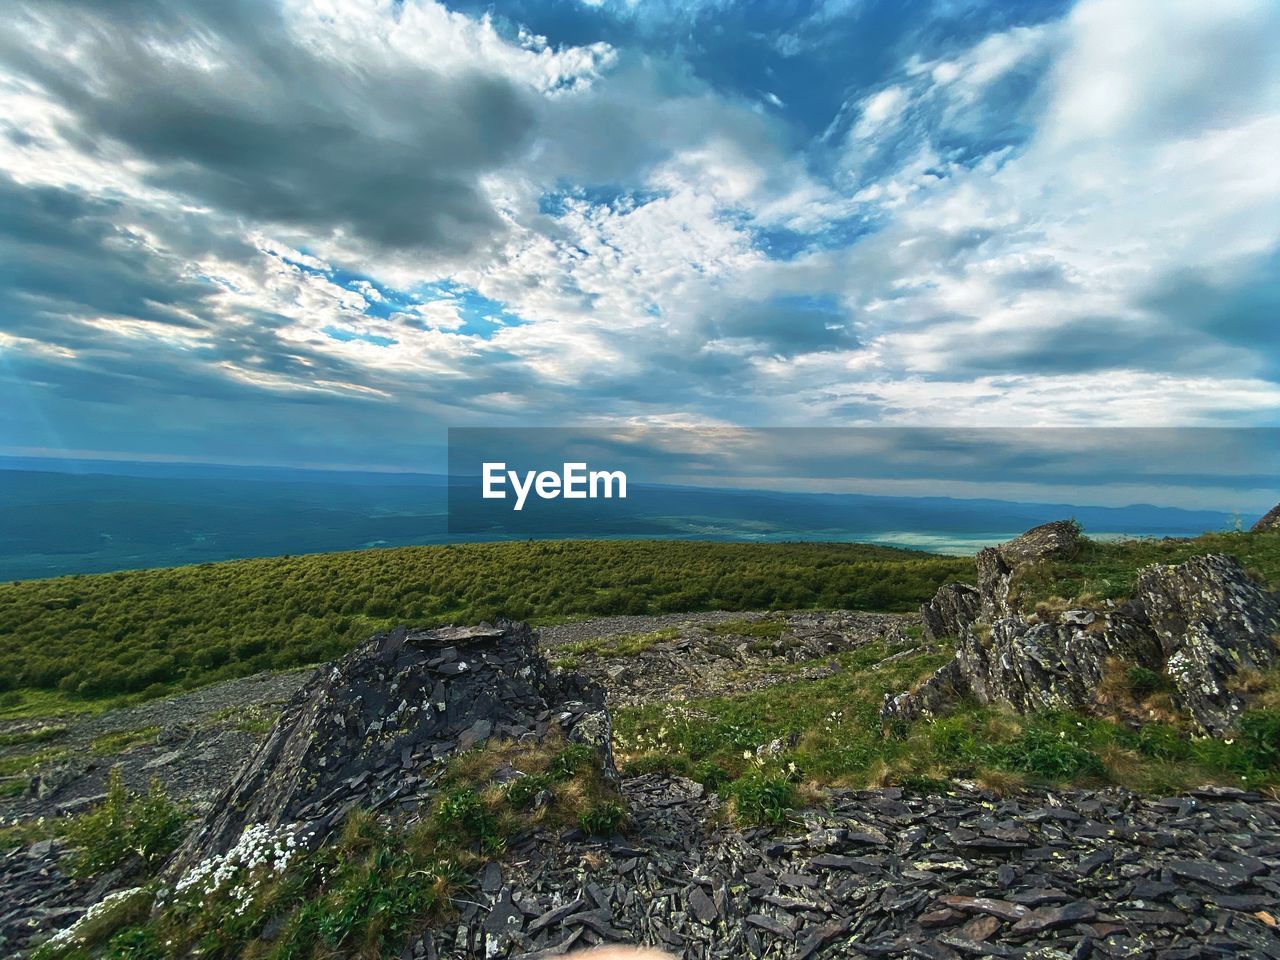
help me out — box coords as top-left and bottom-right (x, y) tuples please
(0, 457), (1250, 580)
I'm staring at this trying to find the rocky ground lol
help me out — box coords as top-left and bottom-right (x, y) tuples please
(0, 669), (311, 819)
(424, 776), (1280, 959)
(541, 610), (916, 707)
(3, 604), (1279, 958)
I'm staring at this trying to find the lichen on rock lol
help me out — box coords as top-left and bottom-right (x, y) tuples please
(883, 521), (1280, 735)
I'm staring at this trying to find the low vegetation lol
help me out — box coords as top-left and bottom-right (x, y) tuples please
(0, 767), (185, 873)
(35, 736), (623, 960)
(0, 540), (969, 708)
(1010, 529), (1280, 610)
(557, 626), (680, 660)
(88, 727), (160, 757)
(614, 639), (1280, 818)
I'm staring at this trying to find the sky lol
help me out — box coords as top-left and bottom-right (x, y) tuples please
(1, 0), (1279, 476)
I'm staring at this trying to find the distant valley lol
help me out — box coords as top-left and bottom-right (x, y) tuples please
(0, 456), (1252, 581)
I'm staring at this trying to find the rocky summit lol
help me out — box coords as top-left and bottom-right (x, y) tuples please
(883, 522), (1280, 735)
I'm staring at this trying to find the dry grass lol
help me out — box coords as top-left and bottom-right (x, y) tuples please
(1094, 658), (1135, 710)
(975, 767), (1025, 796)
(1093, 659), (1182, 726)
(981, 711), (1025, 742)
(444, 731), (564, 783)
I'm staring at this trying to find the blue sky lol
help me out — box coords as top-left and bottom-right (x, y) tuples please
(0, 0), (1278, 475)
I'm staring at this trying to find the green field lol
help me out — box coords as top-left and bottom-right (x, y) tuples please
(0, 539), (970, 708)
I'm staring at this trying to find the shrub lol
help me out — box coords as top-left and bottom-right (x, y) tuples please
(1005, 726), (1104, 781)
(578, 800), (626, 835)
(727, 771), (797, 825)
(1128, 723), (1191, 762)
(63, 768), (184, 878)
(1237, 710), (1280, 771)
(433, 788), (503, 853)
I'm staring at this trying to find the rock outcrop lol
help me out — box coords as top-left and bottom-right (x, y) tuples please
(170, 620), (612, 874)
(1252, 501), (1280, 532)
(1134, 554), (1280, 732)
(884, 522), (1280, 734)
(919, 583), (982, 644)
(917, 521), (1082, 645)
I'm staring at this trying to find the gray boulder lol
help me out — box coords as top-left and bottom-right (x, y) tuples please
(919, 583), (982, 643)
(997, 519), (1082, 569)
(980, 519), (1083, 619)
(1132, 554), (1280, 732)
(1252, 502), (1280, 532)
(950, 609), (1160, 716)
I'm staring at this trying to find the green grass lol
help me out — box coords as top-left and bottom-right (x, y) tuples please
(210, 703), (282, 736)
(0, 745), (68, 778)
(0, 539), (969, 707)
(0, 724), (69, 747)
(89, 727), (161, 756)
(0, 688), (137, 722)
(0, 767), (186, 873)
(62, 768), (186, 879)
(558, 626), (680, 659)
(1010, 529), (1280, 609)
(38, 737), (624, 960)
(613, 640), (1280, 809)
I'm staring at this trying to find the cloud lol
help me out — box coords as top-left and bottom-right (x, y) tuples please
(813, 0), (1280, 419)
(1, 0), (1279, 472)
(0, 0), (612, 259)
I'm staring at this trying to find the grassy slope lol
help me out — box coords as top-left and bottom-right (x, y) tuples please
(0, 539), (969, 710)
(10, 532), (1280, 957)
(615, 530), (1280, 797)
(1011, 529), (1280, 608)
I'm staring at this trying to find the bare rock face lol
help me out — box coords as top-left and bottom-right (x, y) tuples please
(950, 609), (1161, 716)
(1133, 554), (1280, 732)
(169, 620), (611, 874)
(880, 659), (967, 729)
(997, 519), (1082, 569)
(1252, 502), (1280, 532)
(980, 519), (1083, 619)
(884, 517), (1279, 735)
(916, 520), (1082, 644)
(919, 583), (982, 643)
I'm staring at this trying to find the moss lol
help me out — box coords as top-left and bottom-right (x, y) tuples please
(89, 726), (161, 756)
(559, 627), (680, 659)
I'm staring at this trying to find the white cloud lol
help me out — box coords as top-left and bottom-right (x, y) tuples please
(852, 85), (909, 139)
(2, 0), (1278, 446)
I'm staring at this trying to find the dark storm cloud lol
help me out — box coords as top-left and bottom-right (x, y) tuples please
(1140, 251), (1280, 379)
(1, 0), (537, 255)
(0, 174), (219, 336)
